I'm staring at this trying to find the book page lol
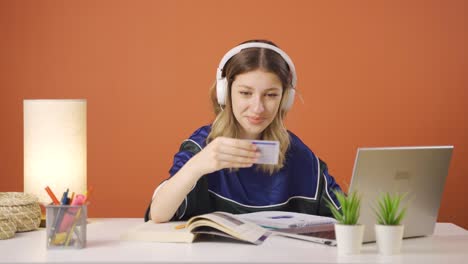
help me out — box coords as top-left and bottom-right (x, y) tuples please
(120, 221), (195, 243)
(187, 212), (271, 245)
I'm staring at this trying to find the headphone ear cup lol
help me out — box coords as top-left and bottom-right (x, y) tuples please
(216, 78), (228, 105)
(282, 88), (295, 111)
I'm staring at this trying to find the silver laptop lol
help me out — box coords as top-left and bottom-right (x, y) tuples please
(349, 146), (453, 243)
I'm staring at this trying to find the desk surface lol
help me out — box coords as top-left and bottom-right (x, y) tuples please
(0, 218), (467, 263)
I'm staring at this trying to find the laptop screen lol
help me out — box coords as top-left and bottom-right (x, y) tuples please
(349, 146), (453, 242)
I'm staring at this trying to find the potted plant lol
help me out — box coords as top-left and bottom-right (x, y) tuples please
(373, 192), (407, 255)
(327, 190), (364, 255)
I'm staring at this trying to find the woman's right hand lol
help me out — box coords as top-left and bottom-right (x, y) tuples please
(188, 137), (259, 177)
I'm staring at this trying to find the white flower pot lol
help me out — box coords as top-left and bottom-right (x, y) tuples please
(375, 224), (404, 255)
(334, 224), (365, 255)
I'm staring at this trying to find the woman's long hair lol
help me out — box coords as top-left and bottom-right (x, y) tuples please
(206, 40), (294, 175)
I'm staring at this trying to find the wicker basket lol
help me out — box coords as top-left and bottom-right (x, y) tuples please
(0, 192), (41, 232)
(0, 214), (17, 239)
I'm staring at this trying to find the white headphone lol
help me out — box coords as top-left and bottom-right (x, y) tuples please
(216, 42), (297, 111)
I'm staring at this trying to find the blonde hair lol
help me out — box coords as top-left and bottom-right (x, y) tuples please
(206, 40), (293, 174)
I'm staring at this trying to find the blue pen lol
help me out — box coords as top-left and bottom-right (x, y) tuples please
(50, 188), (69, 245)
(269, 215), (294, 219)
(60, 188), (69, 205)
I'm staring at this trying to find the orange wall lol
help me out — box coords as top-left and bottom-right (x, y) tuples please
(1, 0), (467, 228)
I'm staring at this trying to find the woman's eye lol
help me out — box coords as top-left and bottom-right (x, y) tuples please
(240, 91), (252, 96)
(266, 93), (279, 97)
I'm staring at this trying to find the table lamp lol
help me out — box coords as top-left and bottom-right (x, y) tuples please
(23, 99), (87, 207)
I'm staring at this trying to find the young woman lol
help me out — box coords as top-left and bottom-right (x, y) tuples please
(146, 40), (342, 223)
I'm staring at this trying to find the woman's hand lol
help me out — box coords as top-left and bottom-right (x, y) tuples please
(188, 137), (259, 176)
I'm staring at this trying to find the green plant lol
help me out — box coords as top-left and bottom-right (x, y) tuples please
(374, 192), (407, 225)
(326, 190), (361, 225)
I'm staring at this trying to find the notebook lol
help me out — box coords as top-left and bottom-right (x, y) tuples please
(238, 211), (337, 246)
(349, 146), (453, 242)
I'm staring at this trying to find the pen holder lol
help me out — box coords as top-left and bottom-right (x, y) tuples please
(45, 204), (87, 249)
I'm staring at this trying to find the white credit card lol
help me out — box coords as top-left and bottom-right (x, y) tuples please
(249, 140), (280, 165)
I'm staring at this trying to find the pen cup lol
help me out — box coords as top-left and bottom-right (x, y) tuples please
(45, 204), (87, 249)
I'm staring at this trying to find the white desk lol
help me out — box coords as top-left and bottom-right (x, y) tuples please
(1, 219), (467, 263)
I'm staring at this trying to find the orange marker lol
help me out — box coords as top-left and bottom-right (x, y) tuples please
(45, 186), (60, 205)
(69, 192), (75, 205)
(84, 186), (93, 204)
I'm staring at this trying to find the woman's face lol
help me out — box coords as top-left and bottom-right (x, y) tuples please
(231, 69), (283, 139)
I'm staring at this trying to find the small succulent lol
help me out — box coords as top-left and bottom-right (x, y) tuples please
(374, 192), (407, 225)
(326, 190), (361, 225)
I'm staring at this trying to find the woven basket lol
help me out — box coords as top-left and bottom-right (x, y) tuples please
(0, 214), (17, 239)
(0, 192), (41, 232)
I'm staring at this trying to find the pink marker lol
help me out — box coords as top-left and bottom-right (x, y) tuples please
(58, 194), (86, 232)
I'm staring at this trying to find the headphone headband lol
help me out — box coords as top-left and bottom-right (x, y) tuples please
(216, 43), (297, 89)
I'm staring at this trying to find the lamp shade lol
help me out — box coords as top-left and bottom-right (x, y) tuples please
(24, 99), (87, 204)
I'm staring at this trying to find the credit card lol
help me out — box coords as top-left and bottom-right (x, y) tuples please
(249, 140), (280, 165)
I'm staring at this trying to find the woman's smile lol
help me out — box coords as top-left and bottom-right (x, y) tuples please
(247, 116), (266, 125)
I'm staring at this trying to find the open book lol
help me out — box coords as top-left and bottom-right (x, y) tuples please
(121, 211), (271, 245)
(121, 211), (336, 246)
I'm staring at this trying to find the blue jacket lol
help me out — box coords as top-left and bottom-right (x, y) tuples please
(145, 125), (342, 221)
